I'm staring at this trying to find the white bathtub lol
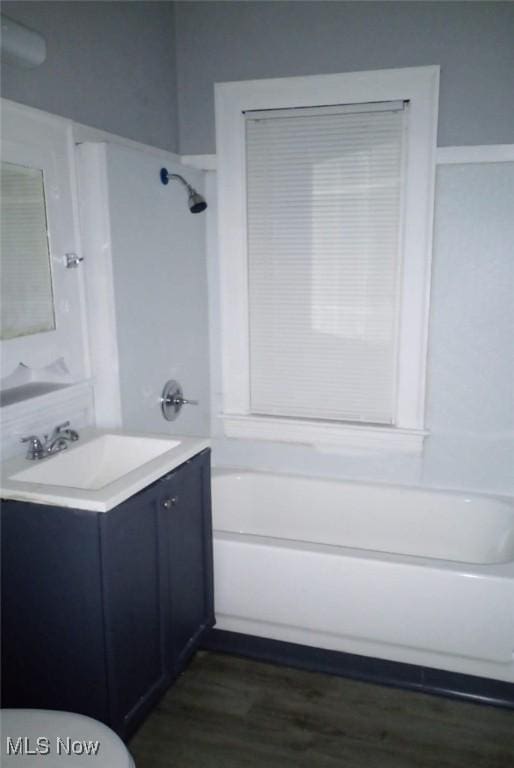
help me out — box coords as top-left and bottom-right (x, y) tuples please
(211, 469), (514, 683)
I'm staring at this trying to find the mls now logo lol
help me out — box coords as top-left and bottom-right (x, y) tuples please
(6, 736), (101, 756)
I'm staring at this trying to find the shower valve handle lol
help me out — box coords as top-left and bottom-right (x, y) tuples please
(160, 379), (198, 421)
(170, 395), (198, 407)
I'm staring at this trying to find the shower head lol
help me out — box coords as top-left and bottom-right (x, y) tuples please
(160, 168), (207, 213)
(187, 189), (208, 214)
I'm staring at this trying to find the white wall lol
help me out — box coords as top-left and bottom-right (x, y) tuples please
(422, 162), (514, 492)
(208, 162), (514, 496)
(79, 141), (211, 437)
(107, 144), (210, 435)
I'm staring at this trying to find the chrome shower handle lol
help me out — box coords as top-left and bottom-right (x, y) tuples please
(160, 379), (198, 421)
(169, 394), (198, 407)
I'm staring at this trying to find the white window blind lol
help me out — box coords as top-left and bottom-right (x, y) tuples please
(246, 101), (406, 425)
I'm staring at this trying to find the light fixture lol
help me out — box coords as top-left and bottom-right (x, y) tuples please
(1, 15), (46, 69)
(160, 168), (207, 214)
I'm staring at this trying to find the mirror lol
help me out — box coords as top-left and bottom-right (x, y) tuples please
(0, 160), (56, 340)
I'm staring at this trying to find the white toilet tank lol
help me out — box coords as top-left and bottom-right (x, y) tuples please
(0, 709), (135, 767)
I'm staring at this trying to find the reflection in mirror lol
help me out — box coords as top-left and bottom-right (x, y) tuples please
(0, 161), (56, 340)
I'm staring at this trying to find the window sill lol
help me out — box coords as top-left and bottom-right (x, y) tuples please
(221, 414), (427, 455)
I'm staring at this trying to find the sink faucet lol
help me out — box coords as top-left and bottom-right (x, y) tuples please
(21, 421), (79, 460)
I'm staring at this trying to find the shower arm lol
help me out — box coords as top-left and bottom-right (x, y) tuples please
(162, 171), (194, 194)
(166, 173), (194, 193)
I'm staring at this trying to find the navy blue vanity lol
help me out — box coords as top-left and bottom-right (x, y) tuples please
(1, 449), (214, 740)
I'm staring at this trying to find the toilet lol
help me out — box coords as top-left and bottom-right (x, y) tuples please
(0, 709), (135, 767)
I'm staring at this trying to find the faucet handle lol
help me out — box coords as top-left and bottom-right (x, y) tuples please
(49, 421), (79, 442)
(21, 435), (43, 445)
(48, 421), (70, 440)
(21, 435), (47, 460)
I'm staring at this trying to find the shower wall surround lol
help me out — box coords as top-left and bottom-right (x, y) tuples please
(77, 141), (210, 437)
(208, 162), (514, 496)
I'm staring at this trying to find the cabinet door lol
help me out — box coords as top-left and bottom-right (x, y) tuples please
(100, 483), (168, 737)
(1, 502), (108, 722)
(160, 451), (214, 674)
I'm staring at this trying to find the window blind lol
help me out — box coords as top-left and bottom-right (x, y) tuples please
(245, 102), (406, 425)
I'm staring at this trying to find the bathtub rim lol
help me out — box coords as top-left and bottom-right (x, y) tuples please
(213, 528), (514, 574)
(211, 464), (514, 508)
(211, 466), (514, 569)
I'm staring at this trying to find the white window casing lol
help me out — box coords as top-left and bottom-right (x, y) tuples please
(215, 66), (440, 453)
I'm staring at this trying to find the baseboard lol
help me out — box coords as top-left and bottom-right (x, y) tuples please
(201, 629), (514, 709)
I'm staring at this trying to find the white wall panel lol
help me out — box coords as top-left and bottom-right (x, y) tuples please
(105, 144), (210, 436)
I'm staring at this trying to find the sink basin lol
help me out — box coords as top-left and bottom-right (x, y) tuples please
(10, 434), (181, 491)
(1, 429), (210, 512)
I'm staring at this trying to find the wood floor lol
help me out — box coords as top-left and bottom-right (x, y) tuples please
(129, 651), (514, 768)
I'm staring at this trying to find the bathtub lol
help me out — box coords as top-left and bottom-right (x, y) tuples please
(211, 469), (514, 684)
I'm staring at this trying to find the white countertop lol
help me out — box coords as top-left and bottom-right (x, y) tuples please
(0, 428), (210, 512)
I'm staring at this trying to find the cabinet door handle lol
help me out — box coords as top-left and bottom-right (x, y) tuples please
(162, 496), (178, 509)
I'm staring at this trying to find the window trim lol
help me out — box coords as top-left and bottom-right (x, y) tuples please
(215, 66), (439, 453)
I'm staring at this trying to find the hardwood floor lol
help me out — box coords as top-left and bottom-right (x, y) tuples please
(129, 651), (514, 768)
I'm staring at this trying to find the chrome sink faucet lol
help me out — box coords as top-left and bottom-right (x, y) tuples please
(21, 421), (79, 460)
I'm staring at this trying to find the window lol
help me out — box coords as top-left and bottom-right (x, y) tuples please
(215, 67), (439, 452)
(246, 101), (406, 425)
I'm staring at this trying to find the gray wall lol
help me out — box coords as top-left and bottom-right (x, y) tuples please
(1, 1), (179, 152)
(4, 2), (512, 155)
(175, 1), (514, 154)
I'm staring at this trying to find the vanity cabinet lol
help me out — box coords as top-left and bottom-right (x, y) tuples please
(1, 449), (214, 739)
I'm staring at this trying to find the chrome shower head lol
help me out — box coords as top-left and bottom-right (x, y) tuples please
(160, 168), (207, 214)
(187, 188), (207, 214)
